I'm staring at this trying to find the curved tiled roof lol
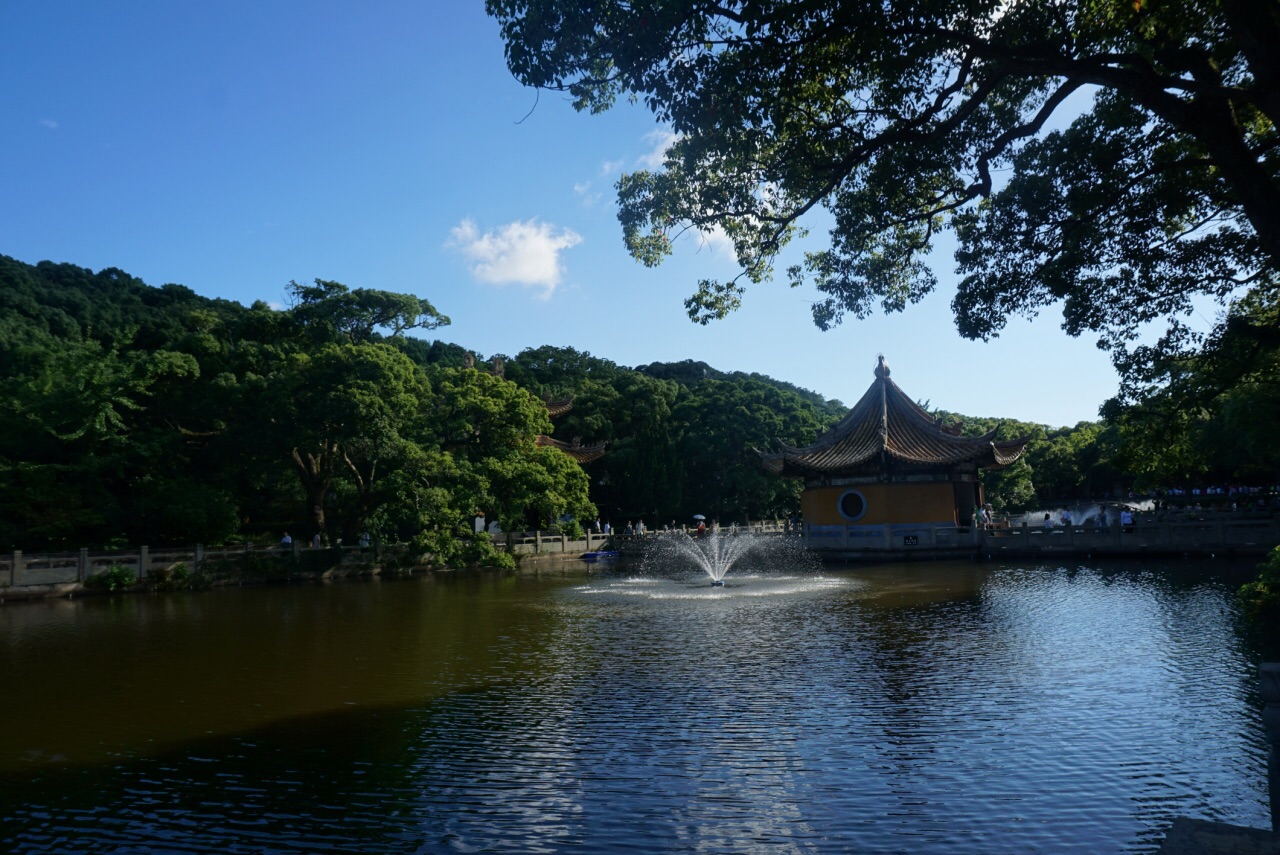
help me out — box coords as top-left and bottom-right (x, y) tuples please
(538, 395), (607, 462)
(544, 397), (575, 419)
(536, 434), (607, 464)
(761, 356), (1028, 476)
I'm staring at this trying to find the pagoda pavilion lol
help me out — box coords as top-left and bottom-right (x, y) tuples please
(761, 356), (1028, 551)
(535, 431), (607, 464)
(534, 396), (607, 464)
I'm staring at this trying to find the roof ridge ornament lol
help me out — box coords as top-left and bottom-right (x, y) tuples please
(874, 354), (890, 379)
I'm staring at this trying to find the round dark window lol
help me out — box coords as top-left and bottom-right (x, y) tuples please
(837, 490), (867, 522)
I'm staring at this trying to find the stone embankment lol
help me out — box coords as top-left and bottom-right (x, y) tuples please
(0, 523), (802, 601)
(806, 514), (1280, 560)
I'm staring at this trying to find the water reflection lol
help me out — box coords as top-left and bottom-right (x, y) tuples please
(0, 560), (1269, 853)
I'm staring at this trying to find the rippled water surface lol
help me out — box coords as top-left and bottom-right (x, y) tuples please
(0, 559), (1269, 853)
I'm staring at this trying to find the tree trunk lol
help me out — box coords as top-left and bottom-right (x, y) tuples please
(1221, 0), (1280, 130)
(291, 444), (335, 536)
(1130, 75), (1280, 269)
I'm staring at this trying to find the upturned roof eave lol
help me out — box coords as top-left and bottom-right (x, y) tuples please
(760, 357), (1032, 475)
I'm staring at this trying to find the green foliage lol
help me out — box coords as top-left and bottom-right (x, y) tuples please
(982, 457), (1038, 513)
(1102, 294), (1280, 489)
(933, 408), (1132, 507)
(489, 0), (1280, 412)
(672, 376), (831, 520)
(263, 340), (434, 541)
(413, 529), (515, 571)
(287, 279), (450, 344)
(147, 561), (217, 591)
(15, 250), (1238, 564)
(547, 517), (585, 540)
(86, 565), (136, 591)
(425, 366), (593, 540)
(505, 347), (842, 525)
(131, 481), (242, 546)
(1015, 420), (1132, 504)
(0, 253), (612, 566)
(1239, 547), (1280, 634)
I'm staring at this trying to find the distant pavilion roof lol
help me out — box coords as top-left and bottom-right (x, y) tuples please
(536, 394), (606, 463)
(536, 435), (607, 464)
(544, 397), (575, 419)
(461, 362), (607, 463)
(761, 356), (1028, 478)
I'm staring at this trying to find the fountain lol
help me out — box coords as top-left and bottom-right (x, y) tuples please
(639, 530), (817, 586)
(575, 530), (838, 601)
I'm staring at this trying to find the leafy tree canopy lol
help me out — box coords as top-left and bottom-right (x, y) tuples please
(489, 0), (1280, 397)
(288, 279), (451, 344)
(1102, 292), (1280, 488)
(637, 359), (845, 416)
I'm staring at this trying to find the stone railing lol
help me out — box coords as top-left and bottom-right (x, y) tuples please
(802, 516), (1280, 556)
(501, 531), (613, 557)
(0, 542), (372, 590)
(980, 517), (1280, 557)
(502, 520), (794, 557)
(0, 522), (803, 588)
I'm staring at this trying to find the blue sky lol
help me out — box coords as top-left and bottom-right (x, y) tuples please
(2, 1), (1144, 427)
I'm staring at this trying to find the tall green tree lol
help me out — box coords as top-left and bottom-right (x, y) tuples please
(1100, 292), (1280, 488)
(424, 366), (595, 549)
(673, 377), (832, 522)
(590, 372), (683, 524)
(255, 342), (431, 539)
(287, 279), (450, 345)
(489, 0), (1280, 397)
(0, 323), (215, 549)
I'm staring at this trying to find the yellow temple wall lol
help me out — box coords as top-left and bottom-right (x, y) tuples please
(802, 482), (958, 526)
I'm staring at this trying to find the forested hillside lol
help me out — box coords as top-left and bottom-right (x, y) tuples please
(7, 254), (1269, 556)
(0, 256), (848, 553)
(0, 257), (587, 559)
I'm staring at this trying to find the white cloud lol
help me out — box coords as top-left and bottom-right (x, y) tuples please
(573, 180), (603, 208)
(637, 128), (680, 169)
(599, 159), (624, 176)
(39, 118), (58, 130)
(448, 218), (582, 298)
(695, 224), (735, 256)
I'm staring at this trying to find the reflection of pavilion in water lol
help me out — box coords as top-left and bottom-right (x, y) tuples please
(761, 355), (1029, 555)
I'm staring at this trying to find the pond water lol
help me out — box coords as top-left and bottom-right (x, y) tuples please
(0, 558), (1270, 854)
